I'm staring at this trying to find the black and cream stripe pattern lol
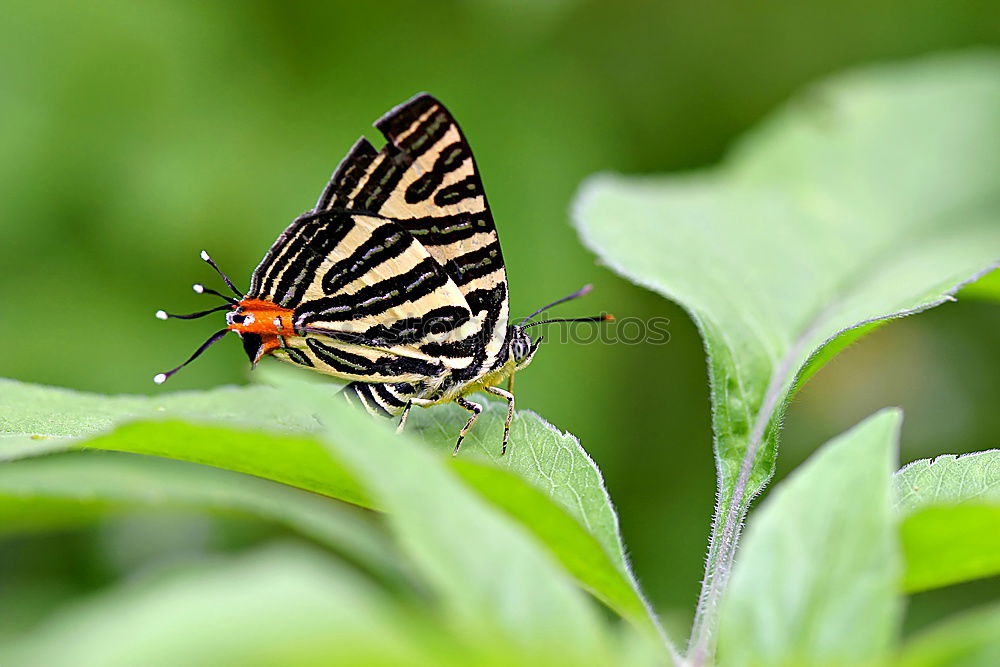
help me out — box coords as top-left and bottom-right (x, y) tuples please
(341, 381), (417, 418)
(246, 94), (512, 410)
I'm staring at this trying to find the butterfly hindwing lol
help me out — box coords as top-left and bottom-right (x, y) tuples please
(341, 381), (417, 418)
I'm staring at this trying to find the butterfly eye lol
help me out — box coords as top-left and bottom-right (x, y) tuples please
(227, 312), (250, 327)
(512, 338), (530, 361)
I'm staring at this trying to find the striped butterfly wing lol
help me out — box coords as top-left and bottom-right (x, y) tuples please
(247, 209), (479, 384)
(314, 93), (511, 379)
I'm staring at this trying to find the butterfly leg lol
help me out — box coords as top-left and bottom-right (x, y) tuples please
(452, 396), (482, 456)
(484, 385), (514, 456)
(396, 396), (436, 434)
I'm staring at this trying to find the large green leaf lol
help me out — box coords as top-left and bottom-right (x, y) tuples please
(896, 602), (1000, 667)
(894, 450), (1000, 592)
(572, 52), (1000, 649)
(0, 379), (662, 646)
(716, 409), (902, 667)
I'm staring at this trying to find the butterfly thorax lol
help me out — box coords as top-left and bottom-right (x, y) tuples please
(451, 324), (540, 396)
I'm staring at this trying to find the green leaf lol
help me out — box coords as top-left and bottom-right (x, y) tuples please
(716, 409), (902, 667)
(896, 602), (1000, 667)
(894, 451), (1000, 513)
(0, 451), (400, 583)
(572, 51), (1000, 647)
(900, 505), (1000, 594)
(87, 421), (372, 505)
(0, 378), (324, 444)
(297, 385), (622, 664)
(253, 366), (649, 621)
(894, 450), (1000, 592)
(0, 379), (662, 648)
(416, 402), (659, 638)
(0, 544), (478, 666)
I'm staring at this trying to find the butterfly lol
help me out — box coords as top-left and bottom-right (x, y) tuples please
(154, 93), (610, 455)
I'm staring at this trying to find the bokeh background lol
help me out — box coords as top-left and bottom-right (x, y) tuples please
(2, 0), (998, 640)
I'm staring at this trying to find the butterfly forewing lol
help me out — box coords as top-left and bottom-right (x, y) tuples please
(317, 94), (511, 373)
(317, 94), (504, 288)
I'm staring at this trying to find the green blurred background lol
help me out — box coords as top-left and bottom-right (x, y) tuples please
(2, 0), (998, 638)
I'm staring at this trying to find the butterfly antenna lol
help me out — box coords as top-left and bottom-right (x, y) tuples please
(519, 284), (593, 326)
(191, 283), (238, 305)
(200, 250), (244, 298)
(524, 314), (614, 329)
(155, 303), (232, 320)
(153, 328), (230, 384)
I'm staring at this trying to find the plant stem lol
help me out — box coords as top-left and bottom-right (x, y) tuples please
(686, 317), (822, 663)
